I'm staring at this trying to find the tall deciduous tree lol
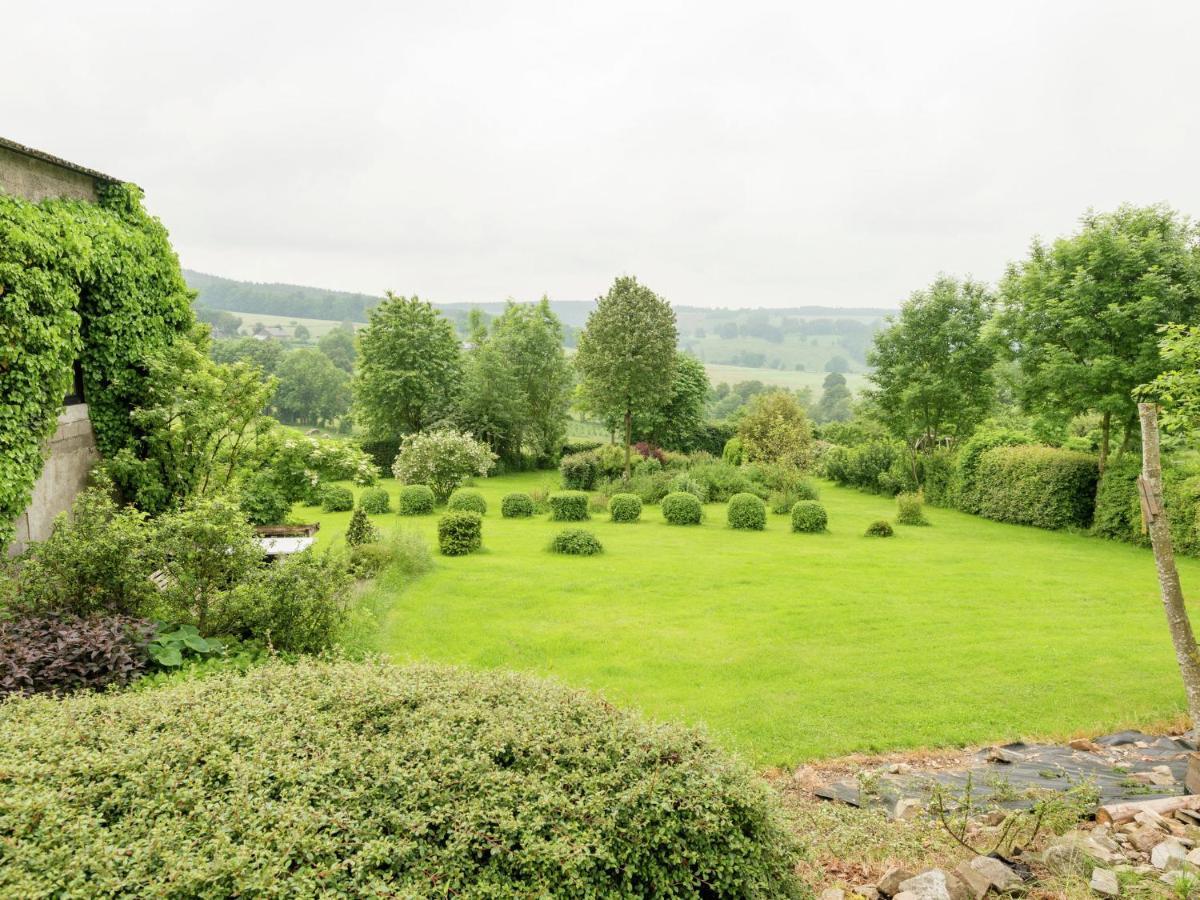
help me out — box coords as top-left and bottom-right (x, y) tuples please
(273, 349), (350, 426)
(998, 204), (1200, 471)
(868, 275), (995, 455)
(813, 371), (853, 424)
(317, 326), (356, 373)
(736, 390), (814, 469)
(632, 352), (710, 451)
(575, 276), (678, 480)
(353, 293), (462, 439)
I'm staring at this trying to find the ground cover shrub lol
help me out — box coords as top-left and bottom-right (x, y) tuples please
(549, 491), (589, 521)
(608, 493), (642, 523)
(345, 508), (378, 547)
(559, 451), (599, 490)
(602, 469), (673, 505)
(392, 429), (496, 503)
(145, 623), (223, 670)
(447, 487), (487, 515)
(973, 445), (1099, 530)
(0, 613), (155, 697)
(438, 511), (482, 555)
(358, 486), (391, 514)
(501, 492), (535, 518)
(790, 500), (827, 533)
(727, 492), (766, 530)
(0, 661), (803, 896)
(398, 484), (435, 515)
(865, 520), (894, 537)
(896, 492), (929, 526)
(550, 528), (604, 556)
(662, 491), (703, 525)
(668, 471), (708, 502)
(320, 484), (354, 512)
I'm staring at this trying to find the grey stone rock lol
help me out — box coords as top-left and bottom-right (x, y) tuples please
(878, 867), (917, 897)
(1151, 837), (1188, 871)
(897, 869), (968, 900)
(952, 862), (991, 900)
(1089, 867), (1119, 898)
(821, 890), (846, 900)
(967, 856), (1023, 892)
(854, 887), (881, 900)
(1042, 842), (1090, 878)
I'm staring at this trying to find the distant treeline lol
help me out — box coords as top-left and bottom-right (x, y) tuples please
(184, 270), (379, 323)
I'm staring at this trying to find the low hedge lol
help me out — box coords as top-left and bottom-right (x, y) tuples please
(896, 492), (929, 526)
(398, 484), (436, 515)
(559, 451), (599, 491)
(438, 511), (482, 556)
(0, 661), (802, 896)
(662, 491), (703, 525)
(727, 493), (766, 530)
(550, 528), (603, 556)
(320, 484), (354, 512)
(865, 520), (894, 537)
(608, 493), (642, 523)
(358, 486), (391, 514)
(501, 492), (535, 518)
(973, 445), (1099, 530)
(549, 491), (589, 521)
(447, 487), (487, 515)
(791, 500), (827, 533)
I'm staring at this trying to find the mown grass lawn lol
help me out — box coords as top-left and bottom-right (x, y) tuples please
(300, 472), (1199, 766)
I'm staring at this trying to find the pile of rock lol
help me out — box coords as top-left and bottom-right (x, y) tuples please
(820, 856), (1025, 900)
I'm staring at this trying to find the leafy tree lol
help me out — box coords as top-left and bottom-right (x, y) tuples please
(195, 307), (242, 338)
(391, 429), (496, 502)
(632, 353), (710, 450)
(997, 204), (1200, 471)
(824, 355), (850, 374)
(294, 324), (310, 341)
(457, 337), (524, 459)
(273, 349), (350, 426)
(1141, 324), (1200, 434)
(353, 293), (462, 439)
(736, 390), (814, 469)
(211, 336), (284, 375)
(576, 276), (678, 480)
(813, 371), (853, 424)
(317, 326), (356, 373)
(868, 276), (995, 456)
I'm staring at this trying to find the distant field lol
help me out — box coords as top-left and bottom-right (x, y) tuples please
(704, 364), (869, 394)
(224, 310), (364, 339)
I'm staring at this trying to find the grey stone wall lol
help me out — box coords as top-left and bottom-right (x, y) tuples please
(0, 144), (100, 203)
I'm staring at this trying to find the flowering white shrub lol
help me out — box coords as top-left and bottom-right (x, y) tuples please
(392, 430), (496, 502)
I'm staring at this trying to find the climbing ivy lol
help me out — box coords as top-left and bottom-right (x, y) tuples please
(0, 184), (193, 550)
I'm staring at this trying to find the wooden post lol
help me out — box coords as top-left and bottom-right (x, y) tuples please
(1139, 402), (1200, 730)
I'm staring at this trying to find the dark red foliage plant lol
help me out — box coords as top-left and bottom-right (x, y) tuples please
(0, 613), (156, 697)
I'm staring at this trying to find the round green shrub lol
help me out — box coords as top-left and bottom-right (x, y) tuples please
(549, 528), (603, 556)
(0, 660), (802, 896)
(447, 487), (487, 515)
(437, 511), (482, 555)
(790, 500), (828, 533)
(320, 484), (354, 512)
(398, 484), (435, 515)
(608, 493), (642, 523)
(501, 492), (535, 518)
(358, 486), (391, 515)
(662, 491), (703, 526)
(895, 492), (929, 526)
(865, 519), (894, 537)
(548, 491), (589, 521)
(559, 451), (599, 490)
(727, 493), (766, 530)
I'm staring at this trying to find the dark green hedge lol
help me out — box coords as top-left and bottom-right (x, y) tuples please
(0, 661), (802, 897)
(549, 491), (589, 521)
(549, 528), (603, 556)
(662, 492), (702, 525)
(974, 445), (1099, 530)
(608, 493), (642, 523)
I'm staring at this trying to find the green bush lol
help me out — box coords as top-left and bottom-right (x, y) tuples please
(0, 661), (802, 896)
(727, 493), (766, 530)
(549, 529), (604, 556)
(662, 492), (703, 525)
(358, 486), (391, 514)
(447, 487), (487, 515)
(345, 508), (377, 547)
(721, 435), (744, 465)
(952, 429), (1032, 513)
(790, 501), (828, 533)
(397, 484), (435, 515)
(667, 472), (708, 502)
(559, 451), (599, 490)
(973, 445), (1099, 530)
(238, 474), (292, 525)
(690, 461), (756, 503)
(438, 511), (482, 556)
(608, 493), (642, 523)
(391, 429), (496, 503)
(921, 448), (957, 507)
(1092, 456), (1143, 542)
(769, 479), (819, 515)
(549, 491), (589, 521)
(865, 520), (894, 537)
(501, 492), (535, 518)
(320, 484), (354, 512)
(896, 492), (929, 526)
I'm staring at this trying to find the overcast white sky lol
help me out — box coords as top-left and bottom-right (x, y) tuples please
(5, 1), (1198, 308)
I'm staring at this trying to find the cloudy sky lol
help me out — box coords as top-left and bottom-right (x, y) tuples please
(5, 1), (1198, 308)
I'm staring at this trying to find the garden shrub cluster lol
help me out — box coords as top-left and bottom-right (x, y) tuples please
(398, 484), (436, 515)
(559, 450), (599, 490)
(820, 439), (915, 496)
(501, 492), (535, 518)
(865, 520), (894, 537)
(727, 493), (766, 530)
(662, 491), (703, 525)
(0, 661), (802, 897)
(608, 493), (642, 522)
(895, 492), (929, 526)
(549, 491), (589, 521)
(438, 511), (482, 555)
(790, 500), (827, 533)
(358, 486), (391, 514)
(447, 487), (487, 515)
(320, 484), (354, 512)
(549, 528), (604, 556)
(973, 445), (1099, 529)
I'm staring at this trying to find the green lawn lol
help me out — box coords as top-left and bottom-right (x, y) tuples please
(300, 473), (1197, 766)
(703, 363), (868, 394)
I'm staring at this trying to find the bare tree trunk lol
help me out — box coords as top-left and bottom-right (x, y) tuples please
(1099, 410), (1111, 474)
(623, 408), (632, 484)
(1139, 402), (1200, 727)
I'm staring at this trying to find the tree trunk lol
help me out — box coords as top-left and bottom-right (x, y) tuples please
(623, 408), (632, 484)
(1099, 410), (1111, 474)
(1115, 412), (1137, 463)
(1139, 402), (1200, 728)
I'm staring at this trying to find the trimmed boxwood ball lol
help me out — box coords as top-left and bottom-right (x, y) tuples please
(501, 492), (535, 518)
(438, 511), (482, 555)
(790, 500), (828, 533)
(727, 492), (766, 530)
(550, 528), (603, 556)
(548, 490), (589, 521)
(320, 484), (354, 512)
(865, 519), (894, 537)
(662, 491), (703, 525)
(447, 487), (487, 515)
(358, 486), (390, 514)
(0, 660), (802, 896)
(608, 493), (642, 523)
(398, 484), (435, 515)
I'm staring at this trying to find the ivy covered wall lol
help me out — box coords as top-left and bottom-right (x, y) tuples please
(0, 183), (193, 550)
